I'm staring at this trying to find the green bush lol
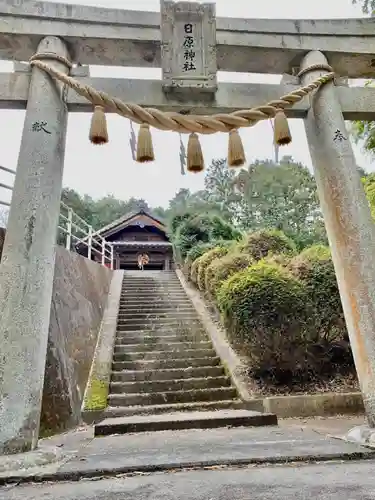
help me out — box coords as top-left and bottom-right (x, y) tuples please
(186, 239), (235, 264)
(289, 245), (348, 344)
(260, 253), (292, 268)
(205, 252), (253, 297)
(184, 242), (218, 279)
(189, 241), (234, 284)
(197, 246), (229, 291)
(190, 256), (201, 285)
(217, 262), (313, 381)
(236, 229), (296, 261)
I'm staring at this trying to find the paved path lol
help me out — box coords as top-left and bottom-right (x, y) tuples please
(2, 460), (375, 499)
(0, 420), (373, 484)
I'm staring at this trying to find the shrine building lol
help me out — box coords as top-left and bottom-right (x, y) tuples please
(76, 208), (174, 271)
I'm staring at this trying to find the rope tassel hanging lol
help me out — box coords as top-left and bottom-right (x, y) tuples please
(187, 133), (204, 173)
(273, 110), (292, 146)
(89, 105), (108, 145)
(136, 124), (154, 162)
(228, 129), (246, 167)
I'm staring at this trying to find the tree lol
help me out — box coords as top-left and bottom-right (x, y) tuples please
(351, 86), (375, 156)
(352, 0), (374, 13)
(0, 206), (9, 227)
(237, 157), (327, 248)
(350, 2), (374, 152)
(203, 158), (242, 223)
(61, 188), (153, 230)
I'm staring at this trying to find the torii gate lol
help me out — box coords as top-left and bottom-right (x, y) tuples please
(1, 0), (375, 455)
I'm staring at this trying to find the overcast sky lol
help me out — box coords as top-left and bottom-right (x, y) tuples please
(0, 0), (370, 208)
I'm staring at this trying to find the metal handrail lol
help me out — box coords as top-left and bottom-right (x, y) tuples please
(1, 167), (114, 270)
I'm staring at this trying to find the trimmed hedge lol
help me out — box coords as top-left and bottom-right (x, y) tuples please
(289, 245), (347, 343)
(205, 252), (253, 297)
(196, 246), (229, 291)
(217, 262), (312, 380)
(184, 242), (219, 279)
(260, 253), (292, 268)
(190, 255), (202, 285)
(236, 229), (296, 261)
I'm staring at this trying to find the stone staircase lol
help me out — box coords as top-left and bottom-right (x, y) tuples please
(95, 271), (276, 435)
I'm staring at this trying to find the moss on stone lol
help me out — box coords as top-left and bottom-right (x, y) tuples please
(84, 378), (108, 411)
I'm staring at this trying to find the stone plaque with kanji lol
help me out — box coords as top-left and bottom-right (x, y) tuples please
(161, 1), (217, 93)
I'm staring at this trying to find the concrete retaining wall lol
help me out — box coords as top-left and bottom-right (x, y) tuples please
(40, 246), (113, 435)
(261, 392), (364, 418)
(82, 270), (124, 424)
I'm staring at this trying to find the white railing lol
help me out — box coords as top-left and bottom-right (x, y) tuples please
(0, 166), (114, 270)
(0, 165), (15, 207)
(59, 201), (114, 269)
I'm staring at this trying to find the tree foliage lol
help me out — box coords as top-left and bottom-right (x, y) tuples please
(61, 188), (164, 230)
(172, 213), (241, 260)
(235, 158), (327, 248)
(353, 0), (374, 13)
(167, 156), (328, 253)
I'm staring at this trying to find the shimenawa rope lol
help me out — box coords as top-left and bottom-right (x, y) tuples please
(28, 53), (335, 172)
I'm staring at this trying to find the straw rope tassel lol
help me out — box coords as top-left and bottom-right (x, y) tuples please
(273, 110), (292, 146)
(187, 133), (204, 173)
(136, 123), (154, 163)
(29, 57), (335, 153)
(227, 129), (246, 167)
(89, 105), (108, 145)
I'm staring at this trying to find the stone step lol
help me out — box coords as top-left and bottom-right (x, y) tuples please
(116, 317), (202, 326)
(94, 409), (278, 436)
(116, 331), (208, 340)
(119, 294), (188, 301)
(121, 286), (184, 291)
(117, 319), (200, 329)
(115, 327), (208, 336)
(111, 366), (226, 383)
(118, 308), (199, 321)
(119, 297), (195, 310)
(120, 296), (189, 302)
(103, 399), (247, 417)
(117, 316), (199, 324)
(118, 302), (192, 309)
(109, 376), (232, 394)
(107, 386), (238, 407)
(120, 288), (187, 294)
(121, 286), (182, 290)
(117, 306), (196, 314)
(113, 341), (213, 353)
(116, 322), (204, 332)
(123, 278), (179, 281)
(115, 333), (210, 344)
(112, 356), (221, 371)
(122, 283), (181, 287)
(112, 348), (217, 362)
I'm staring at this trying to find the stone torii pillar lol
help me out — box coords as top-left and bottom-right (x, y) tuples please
(300, 50), (375, 426)
(0, 36), (70, 454)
